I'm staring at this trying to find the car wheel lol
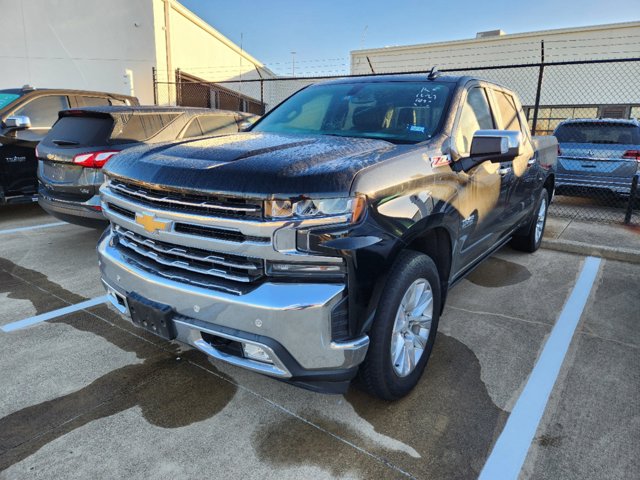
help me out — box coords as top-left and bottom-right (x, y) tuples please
(358, 250), (441, 400)
(511, 189), (549, 253)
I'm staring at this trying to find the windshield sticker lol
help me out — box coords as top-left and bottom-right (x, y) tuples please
(409, 125), (425, 133)
(414, 87), (438, 107)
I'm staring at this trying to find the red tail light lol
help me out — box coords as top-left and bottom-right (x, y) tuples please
(72, 151), (119, 168)
(622, 150), (640, 162)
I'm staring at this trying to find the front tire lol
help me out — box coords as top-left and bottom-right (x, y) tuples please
(359, 250), (441, 400)
(511, 189), (549, 253)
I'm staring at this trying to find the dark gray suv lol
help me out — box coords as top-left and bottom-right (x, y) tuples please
(37, 106), (258, 227)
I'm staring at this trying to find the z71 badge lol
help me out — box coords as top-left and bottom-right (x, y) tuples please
(430, 155), (451, 168)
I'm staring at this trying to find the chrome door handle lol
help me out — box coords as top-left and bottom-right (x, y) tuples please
(498, 167), (512, 175)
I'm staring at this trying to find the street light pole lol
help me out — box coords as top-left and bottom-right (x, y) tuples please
(291, 51), (296, 77)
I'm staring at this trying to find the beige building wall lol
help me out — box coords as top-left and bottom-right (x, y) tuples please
(152, 0), (274, 105)
(351, 22), (640, 73)
(351, 22), (640, 132)
(0, 0), (272, 105)
(0, 0), (157, 102)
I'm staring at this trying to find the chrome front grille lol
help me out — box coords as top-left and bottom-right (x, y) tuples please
(102, 178), (344, 295)
(113, 226), (264, 287)
(109, 179), (263, 219)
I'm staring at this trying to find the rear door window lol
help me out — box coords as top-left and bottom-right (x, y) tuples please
(493, 91), (521, 132)
(73, 96), (111, 107)
(182, 118), (203, 138)
(110, 113), (180, 144)
(13, 95), (70, 128)
(455, 88), (495, 154)
(198, 114), (239, 135)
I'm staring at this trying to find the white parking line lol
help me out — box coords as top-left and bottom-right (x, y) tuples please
(478, 256), (602, 480)
(0, 222), (67, 235)
(1, 296), (109, 332)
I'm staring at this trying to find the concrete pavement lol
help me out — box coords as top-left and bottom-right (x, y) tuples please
(0, 204), (638, 479)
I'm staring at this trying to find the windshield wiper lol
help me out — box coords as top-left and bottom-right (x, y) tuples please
(321, 133), (409, 145)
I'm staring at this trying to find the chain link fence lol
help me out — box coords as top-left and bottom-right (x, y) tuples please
(154, 57), (640, 226)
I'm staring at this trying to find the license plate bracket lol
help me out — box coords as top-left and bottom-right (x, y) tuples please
(126, 292), (176, 340)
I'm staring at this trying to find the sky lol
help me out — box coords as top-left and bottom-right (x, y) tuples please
(180, 0), (639, 75)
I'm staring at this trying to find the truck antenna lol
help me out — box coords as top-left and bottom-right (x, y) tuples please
(427, 66), (440, 80)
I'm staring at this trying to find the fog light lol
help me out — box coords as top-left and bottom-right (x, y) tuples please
(242, 343), (273, 364)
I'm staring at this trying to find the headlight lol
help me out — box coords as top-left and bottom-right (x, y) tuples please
(266, 261), (346, 277)
(265, 195), (366, 222)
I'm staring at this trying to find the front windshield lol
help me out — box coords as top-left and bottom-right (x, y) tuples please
(253, 81), (452, 144)
(0, 93), (20, 110)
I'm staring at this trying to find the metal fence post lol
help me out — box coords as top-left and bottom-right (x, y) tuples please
(152, 67), (158, 105)
(260, 79), (264, 114)
(175, 68), (182, 106)
(531, 40), (545, 136)
(624, 174), (639, 225)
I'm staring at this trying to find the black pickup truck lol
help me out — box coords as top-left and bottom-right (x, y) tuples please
(98, 74), (557, 400)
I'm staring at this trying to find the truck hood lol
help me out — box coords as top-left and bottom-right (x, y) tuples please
(103, 132), (399, 197)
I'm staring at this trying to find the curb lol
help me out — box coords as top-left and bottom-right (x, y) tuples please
(541, 238), (640, 264)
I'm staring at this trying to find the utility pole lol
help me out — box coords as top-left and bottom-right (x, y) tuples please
(291, 51), (296, 77)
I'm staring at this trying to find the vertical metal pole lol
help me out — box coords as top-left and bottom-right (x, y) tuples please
(260, 79), (264, 114)
(531, 40), (545, 136)
(624, 174), (638, 225)
(152, 67), (158, 105)
(175, 68), (181, 106)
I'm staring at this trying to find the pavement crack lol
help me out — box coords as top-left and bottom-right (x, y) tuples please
(448, 305), (549, 327)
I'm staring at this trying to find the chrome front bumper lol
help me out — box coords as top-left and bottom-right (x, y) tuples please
(98, 231), (369, 378)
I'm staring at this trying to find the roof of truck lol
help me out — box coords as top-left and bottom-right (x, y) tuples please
(0, 87), (136, 99)
(315, 74), (471, 85)
(59, 105), (239, 116)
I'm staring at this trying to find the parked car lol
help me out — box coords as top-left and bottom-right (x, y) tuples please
(37, 106), (258, 227)
(554, 118), (640, 196)
(0, 86), (137, 204)
(97, 74), (557, 399)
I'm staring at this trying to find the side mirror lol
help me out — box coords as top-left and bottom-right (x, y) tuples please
(470, 130), (521, 162)
(238, 121), (253, 132)
(4, 115), (32, 131)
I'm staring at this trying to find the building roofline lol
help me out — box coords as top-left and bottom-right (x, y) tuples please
(351, 21), (640, 55)
(170, 0), (274, 75)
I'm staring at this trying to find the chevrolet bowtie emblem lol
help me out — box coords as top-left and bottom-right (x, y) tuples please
(135, 212), (171, 233)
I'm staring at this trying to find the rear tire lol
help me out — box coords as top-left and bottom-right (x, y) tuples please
(359, 250), (441, 400)
(511, 189), (549, 253)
